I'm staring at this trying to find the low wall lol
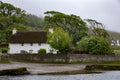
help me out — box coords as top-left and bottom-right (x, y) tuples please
(1, 54), (120, 63)
(0, 55), (9, 62)
(9, 54), (69, 63)
(68, 54), (120, 62)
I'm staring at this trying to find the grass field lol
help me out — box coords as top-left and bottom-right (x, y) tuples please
(114, 50), (120, 55)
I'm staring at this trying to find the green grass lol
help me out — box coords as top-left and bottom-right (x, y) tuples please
(0, 67), (29, 75)
(0, 61), (10, 64)
(114, 50), (120, 55)
(0, 53), (3, 56)
(69, 61), (120, 65)
(85, 64), (120, 70)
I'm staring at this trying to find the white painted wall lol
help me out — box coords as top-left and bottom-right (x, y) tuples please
(111, 40), (120, 46)
(9, 43), (56, 54)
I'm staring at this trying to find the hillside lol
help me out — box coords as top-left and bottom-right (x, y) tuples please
(108, 31), (120, 40)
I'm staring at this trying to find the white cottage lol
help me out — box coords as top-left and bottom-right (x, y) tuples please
(9, 29), (54, 54)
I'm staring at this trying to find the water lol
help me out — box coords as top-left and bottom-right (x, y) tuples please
(0, 71), (120, 80)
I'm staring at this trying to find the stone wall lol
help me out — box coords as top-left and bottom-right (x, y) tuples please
(9, 54), (69, 63)
(68, 54), (120, 62)
(0, 54), (120, 63)
(0, 55), (9, 62)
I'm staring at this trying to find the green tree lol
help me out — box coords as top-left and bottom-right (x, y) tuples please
(47, 27), (72, 53)
(44, 11), (88, 45)
(0, 1), (27, 43)
(77, 36), (112, 54)
(85, 19), (109, 38)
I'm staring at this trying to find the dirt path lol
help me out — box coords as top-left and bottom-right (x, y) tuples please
(0, 62), (86, 74)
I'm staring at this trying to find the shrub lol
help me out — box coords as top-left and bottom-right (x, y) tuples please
(38, 48), (46, 54)
(0, 48), (8, 53)
(77, 36), (112, 54)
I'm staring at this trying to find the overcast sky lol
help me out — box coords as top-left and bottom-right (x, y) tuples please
(1, 0), (120, 32)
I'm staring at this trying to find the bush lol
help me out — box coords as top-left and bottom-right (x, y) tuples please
(38, 48), (46, 54)
(0, 48), (8, 53)
(77, 36), (112, 54)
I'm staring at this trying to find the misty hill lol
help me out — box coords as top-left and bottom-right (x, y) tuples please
(108, 31), (120, 40)
(24, 14), (45, 30)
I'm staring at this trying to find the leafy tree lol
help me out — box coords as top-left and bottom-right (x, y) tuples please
(77, 36), (112, 54)
(44, 11), (88, 45)
(85, 19), (109, 38)
(47, 27), (72, 53)
(0, 1), (27, 43)
(0, 1), (26, 26)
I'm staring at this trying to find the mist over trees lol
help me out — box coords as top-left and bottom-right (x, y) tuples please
(24, 14), (44, 30)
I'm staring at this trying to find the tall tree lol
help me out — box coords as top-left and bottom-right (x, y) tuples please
(85, 19), (109, 38)
(44, 11), (88, 45)
(0, 1), (27, 43)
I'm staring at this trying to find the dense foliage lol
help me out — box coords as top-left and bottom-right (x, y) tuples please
(47, 27), (72, 53)
(77, 36), (112, 54)
(85, 19), (109, 38)
(44, 11), (88, 45)
(0, 1), (29, 43)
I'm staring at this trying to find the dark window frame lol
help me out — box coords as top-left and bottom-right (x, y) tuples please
(21, 43), (24, 46)
(30, 43), (33, 46)
(38, 43), (41, 46)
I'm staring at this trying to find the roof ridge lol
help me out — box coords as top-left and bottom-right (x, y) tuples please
(17, 30), (47, 32)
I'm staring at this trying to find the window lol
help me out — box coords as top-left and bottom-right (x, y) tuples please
(30, 43), (33, 46)
(38, 43), (41, 46)
(29, 50), (33, 53)
(21, 43), (24, 46)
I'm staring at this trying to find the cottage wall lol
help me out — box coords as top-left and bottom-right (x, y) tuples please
(9, 43), (52, 54)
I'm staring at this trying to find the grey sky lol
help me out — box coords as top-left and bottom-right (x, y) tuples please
(1, 0), (120, 32)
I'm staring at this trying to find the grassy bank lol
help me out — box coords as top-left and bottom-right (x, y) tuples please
(0, 67), (29, 76)
(114, 50), (120, 55)
(0, 61), (10, 64)
(85, 64), (120, 71)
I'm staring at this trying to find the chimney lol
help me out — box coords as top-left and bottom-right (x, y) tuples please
(12, 28), (17, 35)
(49, 28), (53, 33)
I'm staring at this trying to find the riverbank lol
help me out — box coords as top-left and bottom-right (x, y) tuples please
(0, 62), (120, 75)
(0, 62), (86, 75)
